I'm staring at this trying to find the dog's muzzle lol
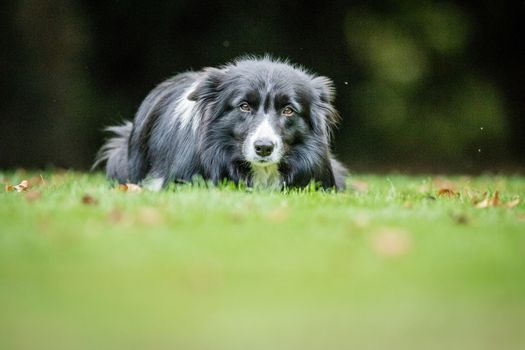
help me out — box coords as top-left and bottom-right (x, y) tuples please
(243, 118), (283, 165)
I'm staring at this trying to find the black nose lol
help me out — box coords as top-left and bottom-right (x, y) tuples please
(254, 139), (275, 157)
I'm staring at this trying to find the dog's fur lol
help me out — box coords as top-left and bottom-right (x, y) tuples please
(94, 56), (347, 190)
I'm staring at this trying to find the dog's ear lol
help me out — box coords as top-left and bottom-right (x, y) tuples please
(311, 76), (340, 138)
(188, 68), (226, 102)
(312, 76), (336, 104)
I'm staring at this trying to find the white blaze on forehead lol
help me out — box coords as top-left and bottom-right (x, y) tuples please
(173, 81), (199, 131)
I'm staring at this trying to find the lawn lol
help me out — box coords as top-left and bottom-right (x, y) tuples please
(1, 171), (524, 350)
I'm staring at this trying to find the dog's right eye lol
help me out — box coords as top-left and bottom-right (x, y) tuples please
(239, 103), (252, 112)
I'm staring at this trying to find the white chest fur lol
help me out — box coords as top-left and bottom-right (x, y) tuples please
(251, 164), (281, 190)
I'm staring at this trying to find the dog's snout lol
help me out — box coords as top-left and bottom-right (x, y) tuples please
(254, 139), (275, 157)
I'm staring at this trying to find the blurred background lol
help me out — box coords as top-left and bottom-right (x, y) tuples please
(1, 0), (524, 173)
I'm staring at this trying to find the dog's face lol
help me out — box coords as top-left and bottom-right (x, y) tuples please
(231, 81), (311, 167)
(189, 58), (338, 180)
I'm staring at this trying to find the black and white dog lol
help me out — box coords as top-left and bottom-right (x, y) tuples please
(95, 56), (347, 191)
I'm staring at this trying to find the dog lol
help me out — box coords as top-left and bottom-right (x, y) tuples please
(94, 56), (347, 191)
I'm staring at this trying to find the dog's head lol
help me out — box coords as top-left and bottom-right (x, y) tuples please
(189, 57), (339, 184)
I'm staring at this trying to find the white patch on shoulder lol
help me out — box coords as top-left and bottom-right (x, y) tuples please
(142, 177), (164, 192)
(251, 164), (281, 190)
(173, 81), (199, 131)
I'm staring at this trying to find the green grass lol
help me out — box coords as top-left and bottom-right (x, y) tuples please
(1, 171), (524, 350)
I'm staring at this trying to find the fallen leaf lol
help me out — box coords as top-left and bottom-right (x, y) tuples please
(6, 180), (30, 192)
(24, 191), (42, 202)
(16, 180), (30, 192)
(118, 183), (142, 192)
(108, 208), (124, 223)
(507, 198), (521, 209)
(455, 215), (468, 225)
(81, 194), (98, 205)
(371, 229), (411, 258)
(475, 196), (491, 208)
(473, 191), (517, 209)
(350, 180), (369, 193)
(494, 191), (502, 205)
(28, 175), (46, 187)
(437, 188), (458, 198)
(450, 212), (469, 225)
(137, 207), (163, 225)
(229, 212), (246, 223)
(265, 202), (290, 223)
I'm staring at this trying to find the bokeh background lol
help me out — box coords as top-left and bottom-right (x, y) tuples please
(1, 0), (524, 173)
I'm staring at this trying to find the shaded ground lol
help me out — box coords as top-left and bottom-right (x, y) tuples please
(1, 172), (524, 350)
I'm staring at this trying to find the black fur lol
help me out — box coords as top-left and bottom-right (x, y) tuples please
(95, 57), (348, 190)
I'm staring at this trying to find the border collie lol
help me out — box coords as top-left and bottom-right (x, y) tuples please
(94, 56), (347, 191)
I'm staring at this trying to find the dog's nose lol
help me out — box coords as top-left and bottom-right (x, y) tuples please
(254, 139), (275, 157)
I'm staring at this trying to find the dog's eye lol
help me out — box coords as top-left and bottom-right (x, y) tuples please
(239, 103), (252, 112)
(282, 106), (294, 116)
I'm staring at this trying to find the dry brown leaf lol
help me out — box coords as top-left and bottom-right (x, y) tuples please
(437, 188), (458, 198)
(265, 202), (290, 223)
(492, 191), (501, 206)
(475, 196), (491, 208)
(28, 175), (46, 187)
(266, 209), (289, 223)
(137, 207), (163, 225)
(118, 183), (143, 192)
(450, 212), (469, 225)
(351, 180), (369, 193)
(229, 212), (246, 223)
(6, 180), (30, 192)
(81, 194), (98, 205)
(24, 191), (42, 202)
(15, 180), (30, 192)
(507, 198), (521, 209)
(474, 191), (518, 209)
(108, 208), (124, 223)
(371, 229), (411, 258)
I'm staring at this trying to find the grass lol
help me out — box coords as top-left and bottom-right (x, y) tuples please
(1, 171), (524, 350)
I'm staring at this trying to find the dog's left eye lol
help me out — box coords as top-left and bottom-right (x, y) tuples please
(282, 106), (294, 116)
(239, 103), (252, 112)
